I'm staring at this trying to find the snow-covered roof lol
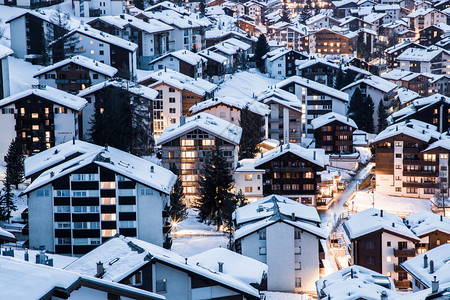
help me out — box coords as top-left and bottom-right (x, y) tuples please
(316, 265), (398, 300)
(381, 69), (414, 81)
(235, 158), (263, 173)
(149, 49), (206, 66)
(145, 1), (191, 15)
(343, 65), (372, 76)
(262, 47), (305, 62)
(23, 144), (176, 196)
(401, 244), (450, 288)
(254, 143), (329, 169)
(138, 68), (217, 96)
(385, 41), (425, 54)
(374, 119), (440, 143)
(198, 49), (228, 64)
(343, 208), (419, 241)
(0, 45), (13, 60)
(420, 22), (450, 33)
(89, 14), (174, 35)
(65, 235), (260, 298)
(189, 248), (267, 286)
(363, 12), (388, 23)
(24, 140), (103, 178)
(306, 14), (339, 25)
(34, 55), (118, 78)
(233, 195), (326, 239)
(157, 112), (242, 145)
(342, 75), (398, 93)
(332, 0), (358, 8)
(407, 7), (440, 18)
(395, 87), (421, 105)
(61, 25), (138, 52)
(405, 211), (450, 237)
(311, 112), (358, 130)
(77, 78), (158, 100)
(0, 86), (87, 111)
(0, 227), (15, 242)
(391, 94), (450, 123)
(396, 47), (449, 62)
(6, 10), (80, 30)
(0, 256), (164, 300)
(296, 57), (340, 70)
(276, 76), (349, 102)
(189, 96), (270, 116)
(138, 10), (211, 29)
(423, 138), (450, 153)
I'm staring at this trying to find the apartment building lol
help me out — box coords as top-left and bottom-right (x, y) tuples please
(148, 49), (207, 79)
(407, 8), (448, 31)
(0, 85), (86, 158)
(0, 45), (12, 100)
(73, 0), (125, 17)
(373, 119), (447, 198)
(157, 113), (242, 202)
(21, 141), (177, 255)
(263, 48), (308, 79)
(275, 76), (349, 138)
(233, 195), (326, 292)
(33, 55), (117, 94)
(296, 58), (340, 87)
(397, 47), (450, 75)
(311, 112), (358, 154)
(343, 208), (420, 289)
(268, 24), (306, 52)
(234, 158), (264, 203)
(254, 143), (328, 206)
(385, 41), (426, 70)
(300, 28), (358, 56)
(137, 68), (217, 139)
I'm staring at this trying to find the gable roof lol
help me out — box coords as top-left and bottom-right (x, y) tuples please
(311, 112), (358, 129)
(396, 47), (450, 62)
(374, 119), (441, 143)
(22, 143), (177, 196)
(88, 14), (174, 35)
(157, 112), (242, 145)
(342, 75), (398, 93)
(262, 47), (306, 62)
(254, 143), (329, 168)
(385, 41), (426, 54)
(149, 49), (206, 66)
(34, 55), (118, 78)
(0, 86), (87, 111)
(404, 211), (450, 237)
(64, 235), (260, 298)
(391, 94), (450, 123)
(189, 96), (270, 116)
(0, 45), (13, 60)
(77, 78), (158, 100)
(137, 10), (211, 29)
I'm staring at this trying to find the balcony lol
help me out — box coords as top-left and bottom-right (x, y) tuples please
(394, 280), (411, 290)
(394, 264), (404, 272)
(403, 182), (437, 188)
(394, 249), (416, 257)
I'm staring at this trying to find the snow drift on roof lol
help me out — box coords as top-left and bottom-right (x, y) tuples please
(189, 96), (270, 116)
(311, 112), (357, 129)
(77, 78), (158, 100)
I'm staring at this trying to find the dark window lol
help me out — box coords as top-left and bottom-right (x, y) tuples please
(365, 241), (375, 250)
(93, 74), (99, 79)
(365, 256), (375, 265)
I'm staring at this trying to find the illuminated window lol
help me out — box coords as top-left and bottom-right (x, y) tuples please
(245, 186), (253, 192)
(387, 256), (391, 263)
(181, 151), (196, 158)
(100, 181), (115, 189)
(440, 154), (448, 160)
(102, 229), (117, 237)
(181, 139), (194, 146)
(32, 125), (39, 130)
(101, 213), (116, 221)
(101, 197), (116, 205)
(245, 174), (253, 181)
(79, 37), (83, 41)
(304, 172), (313, 179)
(202, 139), (214, 146)
(32, 137), (39, 142)
(181, 163), (195, 170)
(100, 108), (104, 114)
(31, 113), (39, 118)
(91, 50), (95, 54)
(90, 40), (94, 44)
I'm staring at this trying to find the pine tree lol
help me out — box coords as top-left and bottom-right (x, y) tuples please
(364, 95), (375, 134)
(239, 106), (262, 159)
(134, 0), (145, 10)
(377, 99), (388, 133)
(343, 71), (355, 88)
(334, 67), (345, 90)
(223, 193), (237, 249)
(348, 88), (366, 130)
(169, 165), (187, 229)
(195, 148), (234, 230)
(5, 139), (24, 189)
(199, 0), (206, 16)
(238, 51), (249, 71)
(280, 2), (290, 23)
(357, 33), (370, 60)
(255, 34), (270, 73)
(0, 178), (17, 222)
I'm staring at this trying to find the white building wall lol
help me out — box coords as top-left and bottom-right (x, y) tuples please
(297, 231), (320, 292)
(201, 106), (241, 125)
(1, 56), (11, 98)
(0, 105), (16, 159)
(267, 56), (286, 79)
(154, 262), (192, 300)
(9, 17), (27, 59)
(381, 232), (415, 281)
(54, 108), (78, 145)
(234, 171), (263, 201)
(29, 184), (54, 251)
(151, 56), (180, 72)
(266, 222), (295, 292)
(240, 231), (267, 263)
(74, 33), (112, 65)
(136, 183), (166, 247)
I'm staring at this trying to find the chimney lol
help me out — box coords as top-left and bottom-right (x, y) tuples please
(380, 291), (388, 300)
(430, 260), (435, 274)
(218, 262), (224, 273)
(441, 215), (443, 221)
(50, 171), (55, 178)
(424, 254), (428, 268)
(431, 276), (439, 293)
(350, 268), (354, 279)
(24, 251), (29, 262)
(164, 66), (167, 72)
(180, 115), (186, 126)
(291, 212), (295, 221)
(260, 152), (263, 158)
(150, 166), (155, 173)
(120, 14), (125, 19)
(96, 261), (105, 278)
(280, 144), (283, 152)
(380, 210), (383, 217)
(36, 246), (46, 264)
(185, 258), (188, 264)
(73, 136), (75, 144)
(105, 144), (109, 151)
(392, 222), (395, 227)
(313, 151), (316, 160)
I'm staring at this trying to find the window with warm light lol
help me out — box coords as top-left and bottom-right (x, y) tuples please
(101, 213), (116, 221)
(102, 229), (117, 237)
(387, 256), (391, 263)
(101, 197), (116, 205)
(101, 182), (115, 189)
(181, 139), (194, 146)
(202, 139), (215, 146)
(245, 174), (253, 181)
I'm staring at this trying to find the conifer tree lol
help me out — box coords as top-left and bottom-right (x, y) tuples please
(134, 0), (145, 10)
(199, 0), (206, 16)
(238, 106), (262, 159)
(223, 193), (237, 249)
(196, 148), (234, 230)
(348, 88), (374, 133)
(5, 139), (24, 189)
(280, 2), (290, 23)
(0, 178), (17, 222)
(334, 67), (345, 90)
(169, 165), (187, 228)
(254, 34), (270, 73)
(377, 99), (388, 133)
(343, 71), (355, 88)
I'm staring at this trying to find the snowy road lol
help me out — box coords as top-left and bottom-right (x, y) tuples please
(319, 162), (375, 233)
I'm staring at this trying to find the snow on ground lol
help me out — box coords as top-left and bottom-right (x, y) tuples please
(348, 189), (432, 216)
(0, 5), (29, 47)
(215, 69), (279, 100)
(356, 146), (371, 164)
(9, 57), (40, 94)
(262, 291), (313, 299)
(171, 209), (228, 256)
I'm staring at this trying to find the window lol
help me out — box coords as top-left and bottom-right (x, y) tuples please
(57, 237), (71, 245)
(56, 222), (71, 228)
(245, 174), (253, 181)
(100, 181), (115, 189)
(120, 221), (135, 228)
(102, 229), (117, 237)
(101, 197), (116, 205)
(156, 279), (167, 293)
(387, 256), (392, 263)
(395, 153), (402, 158)
(140, 188), (153, 195)
(169, 108), (176, 114)
(102, 213), (116, 221)
(90, 222), (100, 229)
(294, 229), (301, 239)
(295, 277), (302, 288)
(169, 97), (175, 103)
(99, 50), (104, 55)
(295, 262), (302, 270)
(73, 222), (88, 229)
(72, 174), (97, 181)
(56, 206), (70, 213)
(259, 247), (266, 255)
(93, 73), (99, 80)
(118, 189), (134, 196)
(245, 186), (253, 193)
(259, 229), (266, 240)
(119, 205), (135, 212)
(36, 189), (50, 197)
(304, 172), (313, 179)
(366, 241), (375, 249)
(366, 256), (375, 265)
(295, 246), (301, 254)
(387, 241), (391, 247)
(169, 88), (175, 92)
(303, 184), (314, 190)
(202, 139), (214, 146)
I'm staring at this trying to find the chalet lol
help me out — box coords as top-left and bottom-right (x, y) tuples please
(0, 85), (86, 157)
(137, 68), (217, 138)
(385, 41), (426, 69)
(76, 79), (158, 145)
(296, 58), (340, 87)
(339, 16), (372, 32)
(73, 0), (125, 17)
(263, 48), (308, 79)
(300, 28), (358, 56)
(233, 195), (326, 292)
(398, 29), (417, 43)
(311, 112), (358, 154)
(343, 208), (420, 289)
(372, 119), (446, 198)
(87, 14), (174, 69)
(332, 0), (358, 18)
(268, 24), (306, 52)
(254, 144), (328, 206)
(21, 141), (177, 255)
(207, 38), (252, 71)
(33, 55), (117, 94)
(205, 30), (256, 51)
(157, 113), (242, 202)
(276, 76), (349, 138)
(305, 14), (341, 31)
(419, 23), (450, 46)
(0, 45), (12, 100)
(148, 50), (207, 79)
(407, 8), (448, 31)
(198, 49), (228, 83)
(234, 158), (264, 202)
(64, 235), (263, 299)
